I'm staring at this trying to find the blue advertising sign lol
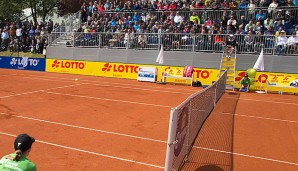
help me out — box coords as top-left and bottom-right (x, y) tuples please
(0, 56), (45, 71)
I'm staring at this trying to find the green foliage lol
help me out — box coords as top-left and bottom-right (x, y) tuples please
(23, 0), (57, 24)
(0, 0), (25, 21)
(57, 0), (84, 16)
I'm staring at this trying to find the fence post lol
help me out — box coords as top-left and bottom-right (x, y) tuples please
(73, 32), (75, 47)
(158, 32), (161, 51)
(98, 33), (101, 48)
(192, 35), (195, 52)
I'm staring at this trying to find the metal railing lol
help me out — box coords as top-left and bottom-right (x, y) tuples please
(50, 11), (81, 46)
(77, 7), (298, 24)
(50, 32), (298, 56)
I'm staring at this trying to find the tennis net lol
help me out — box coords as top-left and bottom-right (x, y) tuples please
(164, 70), (228, 171)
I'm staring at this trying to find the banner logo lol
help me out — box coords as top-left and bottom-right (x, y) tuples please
(102, 63), (139, 73)
(10, 58), (39, 67)
(52, 60), (60, 68)
(52, 60), (85, 69)
(174, 106), (189, 157)
(102, 63), (112, 72)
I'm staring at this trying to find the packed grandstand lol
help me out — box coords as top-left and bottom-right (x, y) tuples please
(1, 0), (298, 55)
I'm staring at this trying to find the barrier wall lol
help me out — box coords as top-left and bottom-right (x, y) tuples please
(46, 59), (298, 93)
(0, 56), (45, 71)
(46, 59), (218, 85)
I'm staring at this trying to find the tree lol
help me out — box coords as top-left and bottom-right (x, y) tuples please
(57, 0), (84, 16)
(24, 0), (57, 25)
(0, 0), (25, 22)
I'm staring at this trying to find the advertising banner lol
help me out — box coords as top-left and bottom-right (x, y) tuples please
(46, 59), (219, 85)
(0, 56), (45, 71)
(235, 71), (298, 90)
(46, 59), (96, 75)
(137, 66), (157, 82)
(162, 66), (218, 85)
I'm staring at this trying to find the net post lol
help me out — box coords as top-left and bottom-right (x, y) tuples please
(164, 108), (178, 171)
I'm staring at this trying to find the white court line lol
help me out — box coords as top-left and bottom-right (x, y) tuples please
(0, 74), (192, 95)
(217, 112), (298, 124)
(224, 95), (298, 102)
(0, 132), (164, 170)
(0, 112), (166, 144)
(44, 91), (172, 108)
(0, 83), (84, 99)
(1, 113), (297, 166)
(223, 96), (298, 106)
(193, 146), (298, 166)
(0, 73), (197, 93)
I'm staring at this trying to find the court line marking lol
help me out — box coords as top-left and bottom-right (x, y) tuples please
(43, 91), (172, 108)
(1, 113), (297, 166)
(0, 112), (167, 144)
(192, 146), (298, 166)
(0, 113), (298, 166)
(0, 73), (197, 93)
(0, 132), (164, 170)
(0, 83), (84, 99)
(223, 96), (298, 106)
(216, 112), (298, 124)
(0, 74), (193, 95)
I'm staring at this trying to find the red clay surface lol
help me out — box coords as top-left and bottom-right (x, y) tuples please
(1, 69), (298, 171)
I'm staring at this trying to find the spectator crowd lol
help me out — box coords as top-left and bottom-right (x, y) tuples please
(0, 18), (61, 54)
(1, 0), (298, 55)
(75, 0), (298, 54)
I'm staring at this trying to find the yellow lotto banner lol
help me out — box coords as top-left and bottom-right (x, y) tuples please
(235, 70), (298, 90)
(161, 66), (219, 85)
(46, 59), (219, 85)
(46, 59), (96, 75)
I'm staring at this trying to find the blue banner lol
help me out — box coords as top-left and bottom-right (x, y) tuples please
(0, 56), (45, 71)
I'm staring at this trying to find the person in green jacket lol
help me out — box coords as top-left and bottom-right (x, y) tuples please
(189, 12), (200, 25)
(0, 133), (36, 171)
(240, 73), (251, 92)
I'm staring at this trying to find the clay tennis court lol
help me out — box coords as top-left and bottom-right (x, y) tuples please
(0, 68), (297, 171)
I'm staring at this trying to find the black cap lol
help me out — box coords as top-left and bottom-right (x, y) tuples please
(245, 74), (248, 77)
(14, 134), (35, 152)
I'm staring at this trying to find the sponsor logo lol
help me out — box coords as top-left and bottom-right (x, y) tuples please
(194, 69), (210, 79)
(174, 106), (188, 157)
(52, 60), (85, 69)
(102, 63), (139, 73)
(10, 58), (39, 68)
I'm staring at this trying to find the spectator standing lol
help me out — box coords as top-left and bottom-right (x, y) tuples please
(9, 25), (16, 41)
(16, 26), (22, 40)
(29, 26), (35, 39)
(1, 28), (9, 50)
(248, 0), (256, 18)
(81, 2), (88, 23)
(268, 0), (279, 15)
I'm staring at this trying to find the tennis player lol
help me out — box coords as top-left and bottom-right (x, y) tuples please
(0, 133), (36, 171)
(239, 74), (251, 92)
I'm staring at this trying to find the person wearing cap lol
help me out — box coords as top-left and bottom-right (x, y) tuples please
(240, 74), (251, 92)
(275, 30), (287, 55)
(0, 133), (36, 171)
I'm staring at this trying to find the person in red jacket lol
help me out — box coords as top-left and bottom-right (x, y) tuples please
(169, 1), (177, 11)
